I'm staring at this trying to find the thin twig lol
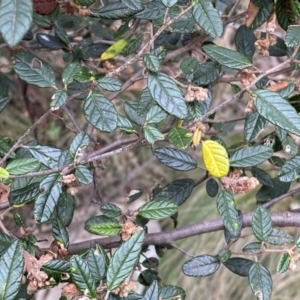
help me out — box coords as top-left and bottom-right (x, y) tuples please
(171, 242), (195, 258)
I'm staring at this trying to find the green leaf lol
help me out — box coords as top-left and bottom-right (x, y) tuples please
(277, 252), (291, 274)
(6, 158), (39, 175)
(0, 167), (9, 179)
(142, 257), (159, 268)
(242, 242), (262, 253)
(100, 203), (122, 218)
(251, 167), (273, 187)
(0, 96), (10, 113)
(206, 178), (219, 197)
(98, 1), (142, 19)
(234, 25), (257, 58)
(249, 0), (274, 30)
(154, 147), (198, 171)
(159, 286), (186, 300)
(252, 206), (272, 242)
(202, 44), (252, 70)
(70, 255), (97, 298)
(56, 191), (75, 227)
(0, 241), (24, 300)
(75, 165), (93, 185)
(122, 0), (143, 10)
(84, 93), (118, 132)
(52, 218), (69, 248)
(36, 33), (65, 50)
(84, 215), (121, 236)
(117, 115), (134, 133)
(28, 145), (62, 168)
(98, 77), (122, 92)
(217, 249), (231, 263)
(73, 71), (95, 83)
(107, 230), (145, 291)
(153, 178), (194, 206)
(276, 0), (294, 30)
(86, 247), (107, 280)
(74, 0), (96, 6)
(0, 232), (13, 256)
(34, 174), (62, 223)
(62, 62), (82, 84)
(161, 0), (178, 7)
(269, 36), (288, 57)
(139, 269), (160, 286)
(50, 90), (67, 108)
(192, 0), (223, 38)
(278, 154), (300, 182)
(137, 88), (156, 117)
(291, 0), (300, 20)
(224, 258), (253, 277)
(143, 280), (159, 300)
(253, 89), (300, 136)
(54, 21), (70, 46)
(69, 132), (90, 158)
(41, 259), (70, 282)
(282, 136), (298, 156)
(180, 57), (199, 75)
(125, 100), (145, 125)
(167, 128), (192, 149)
(217, 190), (239, 236)
(0, 0), (32, 47)
(229, 145), (273, 167)
(138, 200), (178, 220)
(248, 262), (272, 300)
(13, 51), (56, 88)
(122, 33), (144, 57)
(265, 228), (294, 245)
(182, 255), (220, 277)
(148, 72), (188, 119)
(135, 1), (165, 20)
(144, 126), (164, 145)
(9, 182), (40, 207)
(285, 26), (300, 47)
(244, 112), (268, 142)
(143, 53), (161, 73)
(192, 61), (221, 85)
(146, 105), (168, 124)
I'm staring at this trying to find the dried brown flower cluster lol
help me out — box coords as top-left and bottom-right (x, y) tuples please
(103, 60), (116, 74)
(289, 251), (300, 271)
(62, 174), (82, 196)
(0, 182), (10, 203)
(59, 0), (90, 17)
(240, 68), (257, 86)
(245, 94), (256, 114)
(221, 169), (259, 194)
(24, 251), (55, 294)
(112, 281), (136, 298)
(121, 219), (143, 241)
(185, 84), (208, 102)
(254, 35), (277, 57)
(61, 283), (81, 297)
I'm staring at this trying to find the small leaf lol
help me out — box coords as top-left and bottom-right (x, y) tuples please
(218, 249), (231, 263)
(69, 132), (90, 158)
(135, 1), (166, 20)
(242, 242), (262, 253)
(62, 62), (82, 84)
(252, 206), (272, 242)
(144, 126), (164, 145)
(192, 0), (223, 38)
(54, 21), (70, 46)
(122, 33), (144, 57)
(224, 258), (253, 277)
(159, 286), (186, 300)
(148, 72), (188, 119)
(278, 155), (300, 182)
(146, 105), (168, 124)
(0, 232), (14, 256)
(152, 178), (194, 206)
(251, 167), (273, 187)
(6, 158), (39, 175)
(154, 147), (197, 171)
(101, 39), (128, 60)
(98, 77), (122, 92)
(217, 190), (239, 236)
(143, 280), (159, 300)
(202, 44), (252, 70)
(244, 112), (268, 142)
(139, 269), (160, 286)
(86, 248), (107, 280)
(84, 93), (118, 132)
(180, 57), (199, 75)
(98, 1), (142, 19)
(52, 218), (69, 248)
(161, 0), (178, 7)
(248, 0), (274, 30)
(36, 33), (65, 50)
(107, 230), (145, 291)
(41, 260), (71, 282)
(182, 255), (220, 277)
(206, 178), (219, 197)
(71, 255), (97, 298)
(192, 61), (221, 85)
(276, 0), (294, 30)
(100, 203), (122, 218)
(0, 0), (32, 47)
(202, 140), (229, 177)
(117, 115), (134, 133)
(142, 257), (159, 268)
(253, 89), (300, 136)
(138, 200), (177, 220)
(50, 89), (67, 108)
(0, 167), (9, 179)
(277, 252), (291, 274)
(230, 145), (273, 167)
(168, 128), (192, 149)
(85, 216), (121, 236)
(0, 241), (24, 300)
(235, 25), (257, 58)
(75, 165), (93, 185)
(143, 53), (160, 72)
(265, 228), (294, 245)
(248, 262), (272, 300)
(0, 96), (11, 113)
(56, 191), (75, 227)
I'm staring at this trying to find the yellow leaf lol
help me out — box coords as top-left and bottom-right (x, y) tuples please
(202, 140), (229, 177)
(192, 128), (201, 146)
(100, 39), (128, 61)
(0, 167), (9, 179)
